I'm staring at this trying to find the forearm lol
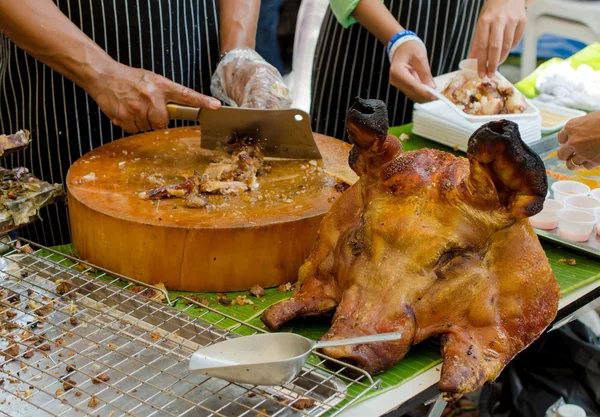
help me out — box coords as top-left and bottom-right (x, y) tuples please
(352, 0), (404, 44)
(0, 0), (114, 92)
(218, 0), (260, 52)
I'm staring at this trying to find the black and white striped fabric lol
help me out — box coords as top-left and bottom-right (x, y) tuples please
(0, 0), (219, 246)
(311, 0), (485, 141)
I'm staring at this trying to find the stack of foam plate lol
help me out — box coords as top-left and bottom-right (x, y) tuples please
(412, 60), (542, 152)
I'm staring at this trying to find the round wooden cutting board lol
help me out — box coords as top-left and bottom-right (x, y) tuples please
(67, 127), (356, 292)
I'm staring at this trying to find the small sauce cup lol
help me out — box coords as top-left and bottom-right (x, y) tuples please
(557, 209), (596, 242)
(590, 187), (600, 203)
(563, 195), (600, 215)
(529, 199), (564, 230)
(595, 206), (600, 237)
(551, 181), (590, 203)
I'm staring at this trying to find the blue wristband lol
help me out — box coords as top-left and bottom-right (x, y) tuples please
(386, 30), (418, 55)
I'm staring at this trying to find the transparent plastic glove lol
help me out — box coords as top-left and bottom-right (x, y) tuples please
(210, 48), (292, 110)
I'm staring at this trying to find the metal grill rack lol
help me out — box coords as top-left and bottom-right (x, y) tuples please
(0, 238), (380, 417)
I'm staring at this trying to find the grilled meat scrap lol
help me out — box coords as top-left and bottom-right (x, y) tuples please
(262, 98), (559, 401)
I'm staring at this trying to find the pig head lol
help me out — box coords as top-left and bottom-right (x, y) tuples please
(261, 98), (560, 400)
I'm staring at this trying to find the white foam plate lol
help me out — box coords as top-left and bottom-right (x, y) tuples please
(531, 100), (587, 134)
(429, 60), (539, 124)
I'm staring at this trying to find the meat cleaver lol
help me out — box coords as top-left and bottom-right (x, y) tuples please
(167, 104), (322, 160)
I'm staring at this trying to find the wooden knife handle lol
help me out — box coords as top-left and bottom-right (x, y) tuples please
(166, 104), (201, 121)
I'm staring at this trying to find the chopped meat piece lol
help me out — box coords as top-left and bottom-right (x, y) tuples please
(199, 180), (248, 195)
(55, 388), (65, 396)
(63, 378), (77, 391)
(249, 285), (265, 297)
(262, 99), (559, 401)
(277, 283), (293, 292)
(66, 364), (76, 373)
(140, 136), (268, 202)
(558, 258), (577, 266)
(184, 192), (208, 208)
(23, 389), (33, 398)
(38, 344), (51, 352)
(69, 317), (79, 326)
(22, 350), (34, 359)
(6, 311), (17, 319)
(0, 130), (30, 157)
(291, 398), (316, 410)
(92, 373), (109, 384)
(139, 175), (200, 200)
(75, 391), (82, 397)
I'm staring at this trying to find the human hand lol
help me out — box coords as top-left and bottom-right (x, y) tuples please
(211, 48), (292, 109)
(557, 112), (600, 170)
(469, 0), (526, 78)
(389, 40), (437, 103)
(87, 62), (221, 134)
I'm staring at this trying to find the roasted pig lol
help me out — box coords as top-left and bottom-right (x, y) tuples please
(262, 98), (559, 400)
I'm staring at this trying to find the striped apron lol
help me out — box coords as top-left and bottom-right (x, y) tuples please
(0, 0), (220, 246)
(310, 0), (485, 141)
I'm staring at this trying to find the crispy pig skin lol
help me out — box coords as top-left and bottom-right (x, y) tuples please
(262, 98), (559, 400)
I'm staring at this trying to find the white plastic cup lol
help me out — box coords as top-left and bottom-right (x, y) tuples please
(557, 404), (586, 417)
(595, 206), (600, 237)
(529, 199), (564, 230)
(590, 187), (600, 203)
(459, 58), (479, 75)
(563, 195), (600, 215)
(557, 209), (596, 242)
(551, 181), (591, 203)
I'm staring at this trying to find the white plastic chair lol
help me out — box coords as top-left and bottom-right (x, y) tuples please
(521, 0), (600, 79)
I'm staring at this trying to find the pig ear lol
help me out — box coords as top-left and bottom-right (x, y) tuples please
(467, 120), (547, 219)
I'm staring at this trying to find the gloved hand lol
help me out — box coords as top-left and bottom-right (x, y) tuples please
(210, 48), (292, 110)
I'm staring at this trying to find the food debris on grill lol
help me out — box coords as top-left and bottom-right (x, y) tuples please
(558, 258), (577, 266)
(63, 378), (77, 391)
(2, 343), (19, 358)
(92, 373), (109, 384)
(22, 350), (34, 359)
(249, 285), (265, 297)
(55, 279), (74, 296)
(37, 343), (51, 352)
(291, 398), (316, 410)
(129, 282), (167, 302)
(69, 317), (79, 326)
(87, 396), (99, 408)
(7, 291), (20, 304)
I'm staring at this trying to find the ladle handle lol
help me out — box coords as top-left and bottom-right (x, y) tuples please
(313, 332), (403, 350)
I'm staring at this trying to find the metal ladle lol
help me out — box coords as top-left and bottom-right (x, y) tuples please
(189, 332), (403, 386)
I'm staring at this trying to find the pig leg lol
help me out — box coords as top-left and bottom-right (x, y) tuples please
(437, 329), (507, 401)
(261, 184), (363, 330)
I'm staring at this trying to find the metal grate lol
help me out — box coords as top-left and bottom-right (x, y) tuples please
(0, 238), (380, 417)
